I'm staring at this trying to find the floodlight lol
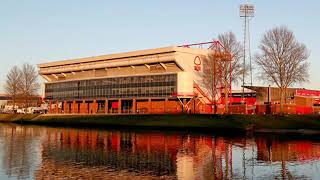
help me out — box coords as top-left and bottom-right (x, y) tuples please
(240, 4), (255, 17)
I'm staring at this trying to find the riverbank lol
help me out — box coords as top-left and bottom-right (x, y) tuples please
(0, 114), (320, 134)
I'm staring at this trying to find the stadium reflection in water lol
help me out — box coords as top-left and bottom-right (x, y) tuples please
(0, 124), (320, 179)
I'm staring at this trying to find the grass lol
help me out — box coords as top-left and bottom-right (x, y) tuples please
(250, 114), (320, 130)
(0, 114), (39, 122)
(0, 114), (320, 132)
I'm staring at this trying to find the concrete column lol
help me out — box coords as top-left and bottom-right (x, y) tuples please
(148, 98), (152, 114)
(72, 101), (76, 114)
(118, 99), (122, 114)
(192, 98), (196, 114)
(48, 100), (52, 114)
(63, 101), (67, 114)
(183, 99), (187, 113)
(105, 99), (109, 114)
(92, 100), (98, 114)
(132, 98), (136, 114)
(81, 100), (86, 114)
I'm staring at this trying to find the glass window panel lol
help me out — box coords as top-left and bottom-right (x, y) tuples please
(45, 74), (177, 100)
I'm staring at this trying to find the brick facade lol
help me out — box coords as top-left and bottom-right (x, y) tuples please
(48, 98), (212, 115)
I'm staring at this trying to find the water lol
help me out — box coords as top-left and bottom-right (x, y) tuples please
(0, 124), (319, 179)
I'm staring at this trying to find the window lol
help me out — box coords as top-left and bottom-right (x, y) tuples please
(45, 74), (177, 100)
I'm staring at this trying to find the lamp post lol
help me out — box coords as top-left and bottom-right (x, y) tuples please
(240, 4), (255, 104)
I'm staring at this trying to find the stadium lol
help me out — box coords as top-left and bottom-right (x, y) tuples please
(38, 41), (320, 115)
(38, 41), (229, 114)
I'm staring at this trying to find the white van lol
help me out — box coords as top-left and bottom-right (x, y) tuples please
(26, 107), (44, 114)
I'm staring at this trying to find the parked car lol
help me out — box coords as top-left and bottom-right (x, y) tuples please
(17, 109), (26, 114)
(26, 107), (44, 114)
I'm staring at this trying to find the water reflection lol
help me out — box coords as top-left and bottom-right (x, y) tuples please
(0, 124), (319, 179)
(0, 125), (43, 180)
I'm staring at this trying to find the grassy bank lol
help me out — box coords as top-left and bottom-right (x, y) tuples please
(0, 114), (39, 122)
(0, 114), (320, 132)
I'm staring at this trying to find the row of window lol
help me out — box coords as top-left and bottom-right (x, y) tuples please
(46, 81), (176, 93)
(45, 74), (177, 100)
(221, 93), (257, 98)
(47, 74), (177, 89)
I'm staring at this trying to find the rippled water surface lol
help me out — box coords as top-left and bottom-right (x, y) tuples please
(0, 124), (320, 179)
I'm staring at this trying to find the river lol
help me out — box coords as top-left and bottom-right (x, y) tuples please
(0, 123), (319, 179)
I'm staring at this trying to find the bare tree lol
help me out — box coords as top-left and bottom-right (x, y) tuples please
(202, 53), (217, 101)
(201, 32), (243, 113)
(202, 48), (232, 113)
(255, 26), (309, 113)
(5, 66), (22, 112)
(20, 63), (39, 108)
(218, 31), (245, 84)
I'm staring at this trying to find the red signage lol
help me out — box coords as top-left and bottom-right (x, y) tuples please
(194, 56), (201, 71)
(112, 102), (118, 109)
(296, 89), (320, 97)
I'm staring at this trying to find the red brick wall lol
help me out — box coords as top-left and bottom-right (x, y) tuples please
(136, 100), (174, 114)
(136, 100), (184, 114)
(228, 105), (247, 114)
(256, 104), (298, 114)
(313, 106), (320, 114)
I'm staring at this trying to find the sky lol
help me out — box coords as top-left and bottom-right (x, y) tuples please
(0, 0), (319, 91)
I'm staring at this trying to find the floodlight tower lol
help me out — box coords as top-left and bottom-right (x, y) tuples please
(240, 4), (255, 103)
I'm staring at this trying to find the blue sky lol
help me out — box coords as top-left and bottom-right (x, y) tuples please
(0, 0), (319, 91)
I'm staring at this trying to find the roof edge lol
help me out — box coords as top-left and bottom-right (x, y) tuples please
(38, 46), (177, 68)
